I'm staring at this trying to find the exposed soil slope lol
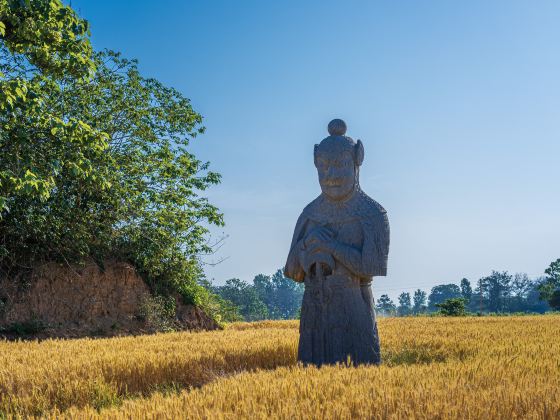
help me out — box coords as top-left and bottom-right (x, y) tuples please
(0, 260), (218, 338)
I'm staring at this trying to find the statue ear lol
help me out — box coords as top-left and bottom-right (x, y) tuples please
(314, 144), (319, 167)
(354, 140), (364, 166)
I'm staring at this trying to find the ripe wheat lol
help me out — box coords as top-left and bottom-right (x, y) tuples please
(1, 316), (559, 419)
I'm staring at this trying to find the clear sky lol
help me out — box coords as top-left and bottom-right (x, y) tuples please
(71, 0), (560, 299)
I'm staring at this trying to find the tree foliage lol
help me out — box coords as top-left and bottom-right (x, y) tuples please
(1, 1), (225, 320)
(253, 270), (303, 319)
(398, 269), (550, 317)
(213, 265), (555, 322)
(435, 298), (467, 316)
(397, 292), (411, 316)
(477, 271), (512, 313)
(212, 269), (304, 321)
(0, 0), (94, 78)
(538, 258), (560, 310)
(428, 284), (462, 310)
(376, 294), (396, 316)
(460, 278), (472, 303)
(214, 278), (268, 321)
(0, 0), (103, 215)
(412, 289), (427, 314)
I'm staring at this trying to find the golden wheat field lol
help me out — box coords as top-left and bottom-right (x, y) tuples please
(1, 316), (559, 419)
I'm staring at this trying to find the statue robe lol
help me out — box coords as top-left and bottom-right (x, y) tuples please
(284, 188), (389, 366)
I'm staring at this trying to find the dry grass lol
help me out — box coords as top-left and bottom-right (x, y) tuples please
(1, 316), (559, 419)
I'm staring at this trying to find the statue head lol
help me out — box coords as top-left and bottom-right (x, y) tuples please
(314, 119), (364, 201)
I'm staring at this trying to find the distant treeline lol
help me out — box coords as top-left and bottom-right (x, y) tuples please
(206, 271), (304, 321)
(211, 258), (560, 321)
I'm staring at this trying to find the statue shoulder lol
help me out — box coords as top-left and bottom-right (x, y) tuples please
(289, 195), (323, 236)
(356, 190), (389, 224)
(287, 195), (324, 257)
(299, 194), (324, 218)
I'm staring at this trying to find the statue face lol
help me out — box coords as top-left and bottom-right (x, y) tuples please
(315, 150), (356, 201)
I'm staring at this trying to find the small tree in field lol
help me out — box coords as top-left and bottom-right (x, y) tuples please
(428, 284), (462, 311)
(435, 298), (467, 316)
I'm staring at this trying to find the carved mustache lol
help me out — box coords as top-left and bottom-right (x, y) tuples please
(321, 179), (346, 187)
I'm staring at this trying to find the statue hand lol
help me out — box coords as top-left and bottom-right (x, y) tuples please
(304, 226), (333, 248)
(306, 240), (336, 256)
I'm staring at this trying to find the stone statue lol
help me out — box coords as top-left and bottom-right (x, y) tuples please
(284, 119), (390, 366)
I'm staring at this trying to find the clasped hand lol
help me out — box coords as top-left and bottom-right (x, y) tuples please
(304, 226), (336, 253)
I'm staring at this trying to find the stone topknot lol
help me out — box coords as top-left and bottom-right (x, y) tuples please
(327, 119), (347, 136)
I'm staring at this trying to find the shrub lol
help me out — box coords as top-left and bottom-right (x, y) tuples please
(138, 295), (177, 332)
(435, 298), (467, 316)
(0, 318), (46, 336)
(0, 296), (6, 317)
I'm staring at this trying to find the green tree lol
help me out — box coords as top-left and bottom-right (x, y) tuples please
(1, 3), (226, 321)
(478, 271), (512, 313)
(460, 278), (472, 304)
(253, 270), (304, 319)
(214, 278), (268, 321)
(509, 273), (534, 312)
(435, 298), (467, 316)
(428, 284), (462, 311)
(198, 278), (242, 322)
(73, 50), (223, 303)
(538, 259), (560, 310)
(376, 294), (396, 317)
(412, 289), (427, 314)
(209, 294), (243, 323)
(523, 277), (550, 313)
(253, 273), (275, 313)
(0, 0), (104, 217)
(270, 269), (304, 319)
(547, 291), (560, 310)
(397, 292), (411, 316)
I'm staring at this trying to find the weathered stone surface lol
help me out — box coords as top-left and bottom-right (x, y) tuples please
(284, 119), (390, 366)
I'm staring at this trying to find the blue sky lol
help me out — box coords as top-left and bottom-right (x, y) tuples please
(72, 0), (560, 299)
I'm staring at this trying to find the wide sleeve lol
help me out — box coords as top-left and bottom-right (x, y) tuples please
(361, 208), (390, 277)
(283, 213), (308, 282)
